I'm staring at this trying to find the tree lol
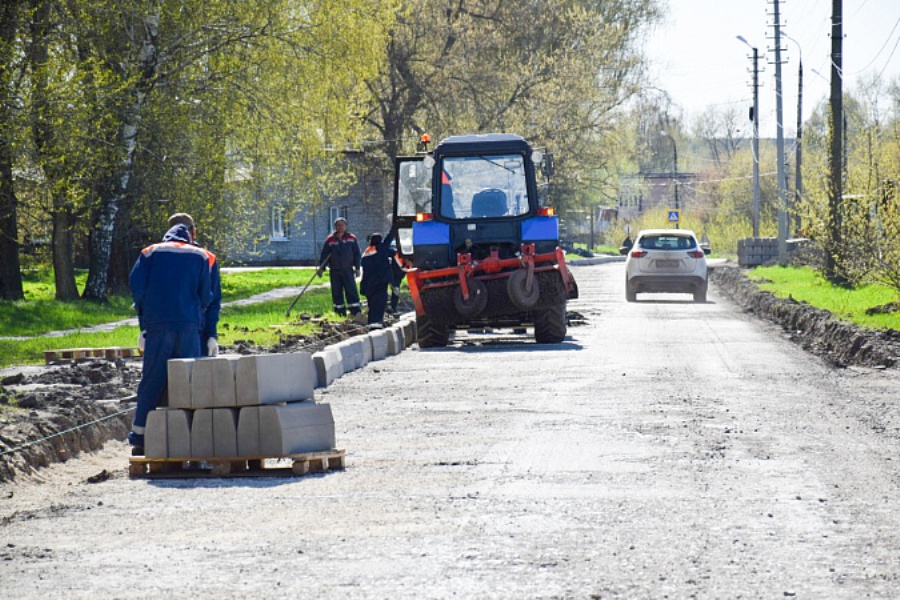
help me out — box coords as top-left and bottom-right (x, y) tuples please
(0, 0), (24, 300)
(364, 0), (662, 214)
(14, 0), (395, 300)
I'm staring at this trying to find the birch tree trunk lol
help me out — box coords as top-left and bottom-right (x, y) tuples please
(83, 7), (159, 301)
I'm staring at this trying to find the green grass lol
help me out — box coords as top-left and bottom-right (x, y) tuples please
(749, 266), (900, 330)
(219, 268), (322, 302)
(0, 287), (343, 368)
(0, 267), (323, 338)
(0, 267), (334, 367)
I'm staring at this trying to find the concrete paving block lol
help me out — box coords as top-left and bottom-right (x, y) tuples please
(166, 409), (192, 459)
(213, 408), (239, 457)
(191, 409), (214, 458)
(237, 406), (260, 456)
(190, 355), (239, 408)
(350, 335), (372, 367)
(369, 329), (389, 361)
(335, 339), (363, 372)
(258, 402), (335, 455)
(145, 410), (168, 458)
(235, 352), (315, 406)
(312, 348), (343, 388)
(386, 326), (404, 356)
(399, 318), (416, 348)
(167, 359), (194, 409)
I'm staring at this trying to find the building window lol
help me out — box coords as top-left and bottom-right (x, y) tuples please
(329, 206), (349, 225)
(271, 205), (288, 242)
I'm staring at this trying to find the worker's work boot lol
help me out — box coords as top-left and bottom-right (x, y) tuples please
(128, 431), (145, 456)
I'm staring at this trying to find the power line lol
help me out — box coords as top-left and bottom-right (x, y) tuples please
(852, 17), (900, 73)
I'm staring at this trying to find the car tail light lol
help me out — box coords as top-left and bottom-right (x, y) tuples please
(687, 250), (704, 258)
(537, 207), (555, 216)
(416, 212), (433, 222)
(630, 250), (647, 258)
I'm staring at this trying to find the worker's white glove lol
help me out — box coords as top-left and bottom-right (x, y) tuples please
(354, 267), (361, 278)
(207, 337), (219, 357)
(137, 331), (146, 353)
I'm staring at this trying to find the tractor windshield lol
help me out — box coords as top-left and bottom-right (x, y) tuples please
(438, 154), (529, 219)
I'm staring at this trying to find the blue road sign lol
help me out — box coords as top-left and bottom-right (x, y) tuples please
(668, 210), (680, 223)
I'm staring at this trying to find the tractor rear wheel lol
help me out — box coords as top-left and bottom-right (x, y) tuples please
(533, 301), (567, 344)
(416, 315), (450, 348)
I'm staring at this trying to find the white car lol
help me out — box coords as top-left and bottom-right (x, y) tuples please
(620, 229), (709, 302)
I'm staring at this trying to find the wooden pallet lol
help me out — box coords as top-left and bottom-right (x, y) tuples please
(128, 449), (345, 479)
(44, 346), (139, 364)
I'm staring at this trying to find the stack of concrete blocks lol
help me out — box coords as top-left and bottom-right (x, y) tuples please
(738, 237), (810, 267)
(143, 316), (420, 459)
(145, 352), (334, 459)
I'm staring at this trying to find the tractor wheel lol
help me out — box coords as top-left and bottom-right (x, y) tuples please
(416, 315), (450, 348)
(533, 301), (567, 344)
(453, 278), (488, 318)
(507, 269), (541, 310)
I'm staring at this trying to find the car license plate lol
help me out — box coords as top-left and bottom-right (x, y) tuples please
(655, 259), (679, 269)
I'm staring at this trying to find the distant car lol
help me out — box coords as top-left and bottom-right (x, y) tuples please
(620, 229), (710, 302)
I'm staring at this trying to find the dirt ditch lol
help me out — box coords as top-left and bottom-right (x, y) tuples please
(711, 265), (900, 369)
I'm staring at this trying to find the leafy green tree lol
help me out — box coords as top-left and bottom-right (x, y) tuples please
(364, 0), (661, 215)
(0, 0), (25, 300)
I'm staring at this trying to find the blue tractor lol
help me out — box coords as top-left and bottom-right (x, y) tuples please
(392, 133), (578, 347)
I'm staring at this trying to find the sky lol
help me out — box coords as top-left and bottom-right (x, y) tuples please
(643, 0), (900, 138)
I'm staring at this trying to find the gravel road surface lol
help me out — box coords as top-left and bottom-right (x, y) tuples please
(2, 262), (899, 598)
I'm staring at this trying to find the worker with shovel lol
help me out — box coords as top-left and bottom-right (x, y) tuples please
(318, 217), (362, 317)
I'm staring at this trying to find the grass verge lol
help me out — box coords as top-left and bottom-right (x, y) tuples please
(0, 288), (342, 369)
(1, 268), (322, 338)
(749, 266), (900, 330)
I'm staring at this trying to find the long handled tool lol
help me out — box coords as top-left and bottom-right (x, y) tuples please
(285, 256), (330, 317)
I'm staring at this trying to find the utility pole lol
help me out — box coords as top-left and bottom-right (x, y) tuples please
(782, 30), (804, 237)
(825, 0), (843, 282)
(770, 0), (788, 263)
(795, 54), (803, 234)
(738, 36), (762, 237)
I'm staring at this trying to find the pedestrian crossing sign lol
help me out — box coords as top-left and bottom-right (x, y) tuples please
(667, 210), (680, 223)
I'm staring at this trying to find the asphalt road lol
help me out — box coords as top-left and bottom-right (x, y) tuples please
(2, 262), (899, 598)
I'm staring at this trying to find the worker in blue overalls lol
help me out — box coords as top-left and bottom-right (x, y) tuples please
(317, 217), (362, 317)
(129, 223), (212, 455)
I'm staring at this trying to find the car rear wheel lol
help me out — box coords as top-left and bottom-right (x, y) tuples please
(693, 281), (708, 303)
(625, 280), (637, 302)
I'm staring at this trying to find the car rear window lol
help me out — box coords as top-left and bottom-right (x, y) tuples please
(639, 235), (696, 250)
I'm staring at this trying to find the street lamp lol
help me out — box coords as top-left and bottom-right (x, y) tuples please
(737, 35), (761, 237)
(659, 129), (679, 220)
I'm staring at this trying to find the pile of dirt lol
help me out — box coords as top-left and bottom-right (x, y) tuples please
(0, 360), (139, 482)
(711, 265), (900, 369)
